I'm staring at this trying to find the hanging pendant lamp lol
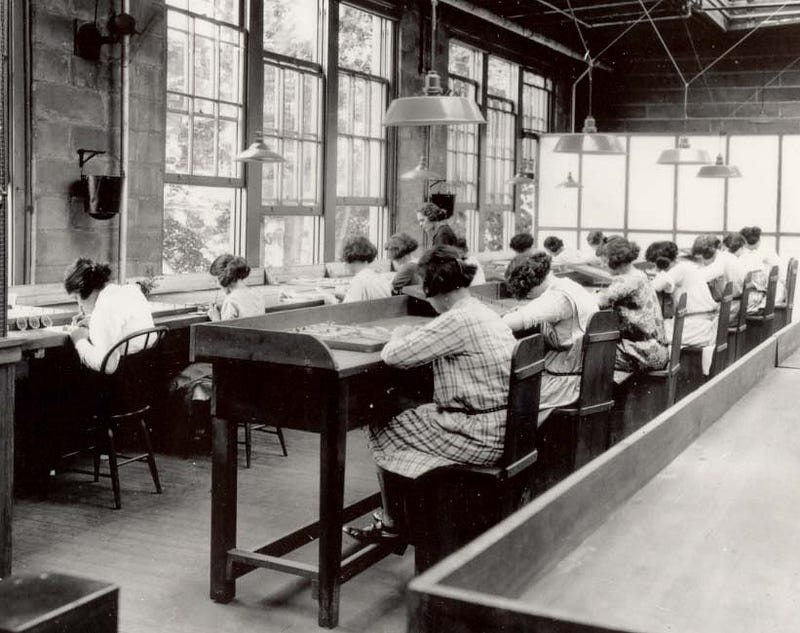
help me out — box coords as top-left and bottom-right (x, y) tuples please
(383, 0), (485, 127)
(506, 161), (535, 185)
(236, 133), (284, 163)
(557, 172), (581, 188)
(657, 136), (711, 165)
(697, 155), (742, 179)
(400, 155), (443, 181)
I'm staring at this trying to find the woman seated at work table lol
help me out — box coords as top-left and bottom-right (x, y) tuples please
(692, 234), (746, 320)
(645, 241), (718, 373)
(502, 251), (598, 422)
(596, 236), (669, 373)
(64, 258), (155, 374)
(343, 245), (516, 544)
(738, 225), (784, 311)
(173, 254), (265, 403)
(341, 236), (392, 303)
(385, 232), (421, 296)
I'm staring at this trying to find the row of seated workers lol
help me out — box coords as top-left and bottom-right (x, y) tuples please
(24, 218), (792, 549)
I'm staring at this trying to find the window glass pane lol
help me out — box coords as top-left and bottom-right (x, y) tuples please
(728, 135), (779, 233)
(781, 136), (800, 233)
(582, 152), (626, 229)
(676, 136), (724, 232)
(779, 235), (800, 261)
(629, 136), (674, 230)
(484, 210), (504, 251)
(264, 0), (318, 61)
(627, 232), (674, 256)
(339, 5), (382, 75)
(163, 184), (235, 274)
(167, 27), (189, 93)
(262, 216), (319, 267)
(488, 57), (515, 99)
(193, 116), (215, 175)
(167, 0), (238, 24)
(449, 42), (481, 79)
(335, 206), (387, 259)
(165, 113), (189, 172)
(263, 64), (278, 133)
(541, 229), (579, 251)
(538, 136), (579, 228)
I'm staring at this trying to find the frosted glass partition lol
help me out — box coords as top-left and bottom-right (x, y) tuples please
(780, 136), (800, 233)
(628, 136), (674, 230)
(675, 233), (697, 250)
(676, 136), (724, 232)
(581, 151), (626, 229)
(779, 236), (800, 261)
(759, 234), (778, 258)
(728, 135), (779, 232)
(628, 232), (673, 255)
(538, 136), (579, 228)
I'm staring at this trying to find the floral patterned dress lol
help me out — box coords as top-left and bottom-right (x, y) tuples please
(598, 268), (669, 373)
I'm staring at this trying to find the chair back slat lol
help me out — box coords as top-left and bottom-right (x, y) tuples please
(711, 282), (733, 376)
(786, 258), (798, 324)
(763, 265), (780, 320)
(576, 310), (619, 414)
(734, 272), (753, 331)
(668, 293), (687, 375)
(501, 334), (544, 468)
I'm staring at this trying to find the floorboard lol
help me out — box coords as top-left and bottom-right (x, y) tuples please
(13, 428), (412, 633)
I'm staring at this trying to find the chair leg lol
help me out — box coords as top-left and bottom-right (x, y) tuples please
(244, 421), (252, 469)
(106, 426), (122, 510)
(139, 418), (162, 494)
(276, 427), (288, 457)
(93, 445), (101, 482)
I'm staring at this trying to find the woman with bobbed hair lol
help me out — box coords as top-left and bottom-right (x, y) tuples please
(646, 240), (718, 372)
(385, 232), (421, 295)
(343, 245), (516, 544)
(597, 237), (668, 372)
(692, 234), (746, 317)
(341, 235), (391, 303)
(416, 201), (458, 247)
(502, 251), (598, 420)
(738, 225), (784, 311)
(207, 253), (266, 321)
(64, 258), (155, 374)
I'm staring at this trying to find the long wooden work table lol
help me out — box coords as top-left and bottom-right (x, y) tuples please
(0, 292), (324, 580)
(409, 318), (800, 633)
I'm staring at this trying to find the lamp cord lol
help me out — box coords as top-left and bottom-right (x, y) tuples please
(430, 0), (438, 72)
(565, 0), (593, 116)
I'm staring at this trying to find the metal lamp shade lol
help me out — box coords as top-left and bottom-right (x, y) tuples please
(506, 172), (535, 185)
(400, 156), (443, 181)
(236, 140), (284, 163)
(553, 117), (625, 155)
(384, 95), (486, 127)
(697, 154), (741, 178)
(557, 172), (581, 189)
(657, 137), (712, 165)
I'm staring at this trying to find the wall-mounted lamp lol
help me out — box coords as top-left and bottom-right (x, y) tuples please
(69, 149), (124, 220)
(74, 9), (138, 61)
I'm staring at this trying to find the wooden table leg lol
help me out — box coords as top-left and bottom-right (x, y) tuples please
(210, 414), (237, 603)
(0, 343), (21, 579)
(317, 391), (348, 628)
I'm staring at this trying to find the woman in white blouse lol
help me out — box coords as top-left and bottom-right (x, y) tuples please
(646, 241), (718, 372)
(207, 254), (266, 321)
(502, 252), (598, 422)
(64, 258), (155, 374)
(341, 236), (391, 303)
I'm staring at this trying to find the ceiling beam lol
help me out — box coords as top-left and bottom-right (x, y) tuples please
(439, 0), (613, 69)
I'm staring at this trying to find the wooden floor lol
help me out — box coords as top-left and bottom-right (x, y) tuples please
(12, 429), (412, 633)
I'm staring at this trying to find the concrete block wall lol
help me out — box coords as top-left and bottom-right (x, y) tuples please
(596, 26), (800, 135)
(29, 0), (165, 283)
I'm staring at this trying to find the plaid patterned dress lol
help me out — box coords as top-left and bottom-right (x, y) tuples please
(369, 296), (516, 478)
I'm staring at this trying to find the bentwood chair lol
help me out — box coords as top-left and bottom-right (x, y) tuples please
(59, 327), (167, 509)
(239, 420), (288, 467)
(408, 333), (545, 573)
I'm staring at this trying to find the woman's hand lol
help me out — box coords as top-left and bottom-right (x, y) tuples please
(68, 326), (89, 345)
(207, 304), (222, 321)
(71, 312), (90, 328)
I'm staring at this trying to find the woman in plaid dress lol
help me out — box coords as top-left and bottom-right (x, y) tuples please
(344, 245), (516, 544)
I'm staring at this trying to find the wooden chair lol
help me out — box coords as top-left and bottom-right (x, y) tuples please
(538, 310), (620, 488)
(774, 257), (798, 331)
(744, 265), (779, 353)
(239, 420), (288, 467)
(610, 294), (687, 447)
(58, 327), (166, 509)
(728, 272), (752, 365)
(408, 334), (545, 573)
(676, 283), (733, 400)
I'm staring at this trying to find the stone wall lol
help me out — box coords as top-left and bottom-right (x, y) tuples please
(29, 0), (165, 283)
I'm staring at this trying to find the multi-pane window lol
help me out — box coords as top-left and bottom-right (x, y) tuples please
(261, 0), (324, 268)
(484, 56), (518, 250)
(447, 41), (482, 251)
(164, 2), (245, 273)
(518, 70), (552, 235)
(335, 4), (393, 259)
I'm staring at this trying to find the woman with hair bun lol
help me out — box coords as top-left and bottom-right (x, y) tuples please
(207, 253), (265, 321)
(341, 236), (391, 303)
(416, 201), (458, 247)
(64, 257), (155, 373)
(597, 237), (668, 372)
(502, 251), (598, 420)
(343, 245), (516, 544)
(645, 240), (718, 372)
(385, 232), (421, 295)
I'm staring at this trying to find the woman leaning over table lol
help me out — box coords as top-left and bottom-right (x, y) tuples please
(502, 251), (598, 422)
(645, 241), (718, 373)
(596, 237), (669, 373)
(64, 258), (155, 374)
(341, 236), (392, 303)
(343, 245), (516, 544)
(385, 232), (421, 295)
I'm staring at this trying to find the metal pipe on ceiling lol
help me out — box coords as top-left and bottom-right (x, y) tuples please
(698, 1), (800, 10)
(524, 0), (593, 27)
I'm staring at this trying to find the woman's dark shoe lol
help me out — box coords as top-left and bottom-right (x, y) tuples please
(343, 518), (407, 553)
